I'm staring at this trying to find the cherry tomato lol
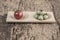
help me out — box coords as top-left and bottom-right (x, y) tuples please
(14, 10), (23, 19)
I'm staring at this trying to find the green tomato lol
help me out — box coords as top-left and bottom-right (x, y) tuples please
(40, 13), (47, 15)
(38, 15), (43, 20)
(43, 15), (48, 20)
(37, 11), (43, 15)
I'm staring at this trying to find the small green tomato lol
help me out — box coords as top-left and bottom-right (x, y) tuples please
(37, 11), (43, 15)
(38, 15), (43, 20)
(43, 15), (48, 20)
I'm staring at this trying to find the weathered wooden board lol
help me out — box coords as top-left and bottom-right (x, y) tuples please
(6, 11), (56, 23)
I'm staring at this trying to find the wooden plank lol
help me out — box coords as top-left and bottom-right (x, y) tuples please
(6, 11), (56, 23)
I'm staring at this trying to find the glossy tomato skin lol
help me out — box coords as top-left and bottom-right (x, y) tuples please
(14, 10), (23, 19)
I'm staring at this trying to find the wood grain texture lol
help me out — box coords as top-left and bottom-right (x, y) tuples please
(0, 0), (60, 40)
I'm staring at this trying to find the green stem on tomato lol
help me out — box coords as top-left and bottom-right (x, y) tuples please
(40, 10), (43, 12)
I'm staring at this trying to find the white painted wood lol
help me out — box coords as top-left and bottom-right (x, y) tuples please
(6, 11), (56, 23)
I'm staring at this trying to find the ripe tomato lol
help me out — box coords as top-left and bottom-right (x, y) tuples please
(14, 10), (23, 19)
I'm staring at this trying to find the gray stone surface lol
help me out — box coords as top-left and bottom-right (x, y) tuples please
(0, 0), (60, 40)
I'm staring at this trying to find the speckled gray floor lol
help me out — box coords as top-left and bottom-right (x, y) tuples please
(0, 0), (60, 40)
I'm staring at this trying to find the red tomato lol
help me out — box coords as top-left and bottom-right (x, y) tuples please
(14, 10), (23, 19)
